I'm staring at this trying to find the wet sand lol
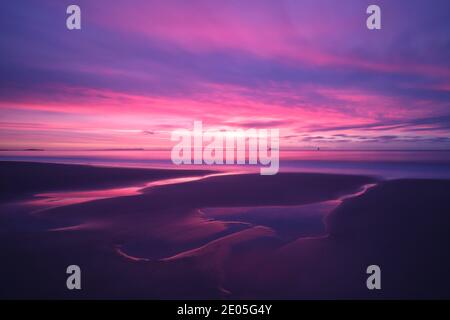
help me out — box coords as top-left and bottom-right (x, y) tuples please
(0, 161), (214, 201)
(1, 161), (449, 299)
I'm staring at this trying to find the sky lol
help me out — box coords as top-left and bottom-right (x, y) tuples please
(1, 0), (450, 151)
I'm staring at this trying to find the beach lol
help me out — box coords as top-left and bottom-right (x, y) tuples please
(0, 161), (449, 299)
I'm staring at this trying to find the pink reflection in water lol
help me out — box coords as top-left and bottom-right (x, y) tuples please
(23, 172), (235, 211)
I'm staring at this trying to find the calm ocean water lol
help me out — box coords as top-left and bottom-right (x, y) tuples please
(1, 150), (450, 179)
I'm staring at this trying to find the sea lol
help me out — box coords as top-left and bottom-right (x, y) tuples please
(1, 149), (450, 179)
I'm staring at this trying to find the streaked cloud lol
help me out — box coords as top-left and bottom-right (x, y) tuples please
(0, 0), (449, 150)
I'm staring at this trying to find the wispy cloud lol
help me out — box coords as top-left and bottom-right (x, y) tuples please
(0, 0), (449, 150)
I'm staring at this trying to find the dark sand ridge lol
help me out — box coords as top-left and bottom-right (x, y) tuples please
(240, 179), (450, 299)
(1, 162), (450, 298)
(0, 161), (215, 201)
